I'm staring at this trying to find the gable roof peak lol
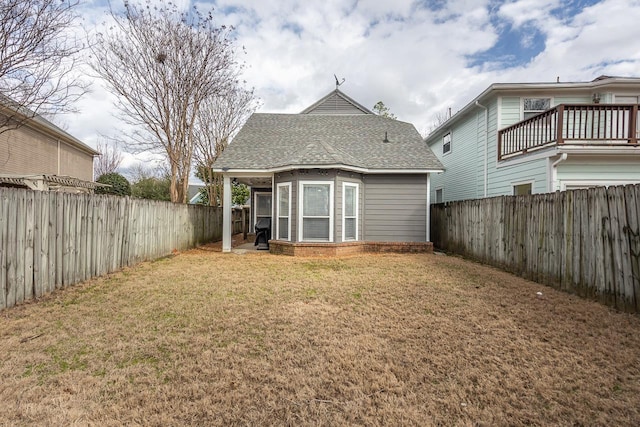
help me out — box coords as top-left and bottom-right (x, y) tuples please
(300, 88), (373, 115)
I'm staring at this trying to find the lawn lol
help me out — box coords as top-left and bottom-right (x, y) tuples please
(1, 247), (640, 426)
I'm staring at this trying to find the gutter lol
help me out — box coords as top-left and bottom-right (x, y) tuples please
(475, 101), (489, 197)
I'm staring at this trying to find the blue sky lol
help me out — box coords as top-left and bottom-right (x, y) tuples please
(68, 0), (640, 171)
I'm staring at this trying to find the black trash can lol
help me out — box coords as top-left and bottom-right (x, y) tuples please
(254, 218), (271, 250)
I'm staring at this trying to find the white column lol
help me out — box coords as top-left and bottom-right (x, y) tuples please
(222, 174), (232, 252)
(426, 173), (431, 242)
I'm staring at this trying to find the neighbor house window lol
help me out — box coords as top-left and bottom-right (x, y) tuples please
(277, 183), (291, 240)
(342, 183), (358, 241)
(299, 181), (334, 242)
(435, 188), (443, 203)
(523, 98), (551, 119)
(443, 133), (451, 154)
(513, 182), (533, 196)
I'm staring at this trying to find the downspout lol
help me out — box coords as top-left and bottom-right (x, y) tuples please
(550, 153), (568, 192)
(475, 101), (489, 197)
(57, 139), (61, 175)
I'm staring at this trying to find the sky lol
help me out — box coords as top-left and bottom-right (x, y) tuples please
(65, 0), (640, 175)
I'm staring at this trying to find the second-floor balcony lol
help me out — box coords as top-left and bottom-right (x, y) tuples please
(498, 104), (639, 160)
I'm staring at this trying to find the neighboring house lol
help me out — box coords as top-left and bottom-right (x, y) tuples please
(212, 89), (444, 254)
(187, 184), (205, 204)
(425, 76), (640, 203)
(0, 100), (100, 192)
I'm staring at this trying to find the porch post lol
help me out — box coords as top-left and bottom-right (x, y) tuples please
(222, 174), (232, 252)
(426, 173), (431, 242)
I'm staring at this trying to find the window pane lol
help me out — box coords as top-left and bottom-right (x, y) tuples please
(524, 98), (550, 111)
(278, 218), (288, 239)
(303, 218), (329, 240)
(443, 133), (451, 154)
(513, 183), (532, 196)
(344, 186), (356, 216)
(303, 184), (329, 216)
(278, 186), (289, 213)
(256, 194), (271, 216)
(344, 218), (356, 240)
(435, 189), (443, 203)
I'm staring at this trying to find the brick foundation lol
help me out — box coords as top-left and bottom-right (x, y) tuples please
(268, 240), (433, 256)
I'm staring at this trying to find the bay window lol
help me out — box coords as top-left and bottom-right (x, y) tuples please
(342, 183), (358, 241)
(299, 181), (333, 242)
(277, 183), (291, 240)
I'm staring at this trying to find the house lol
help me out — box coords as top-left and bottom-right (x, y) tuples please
(0, 99), (100, 192)
(187, 184), (205, 204)
(212, 89), (444, 255)
(425, 76), (640, 203)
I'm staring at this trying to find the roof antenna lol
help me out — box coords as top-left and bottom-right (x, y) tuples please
(334, 74), (345, 89)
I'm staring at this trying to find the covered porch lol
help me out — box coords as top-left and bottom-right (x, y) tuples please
(221, 172), (273, 252)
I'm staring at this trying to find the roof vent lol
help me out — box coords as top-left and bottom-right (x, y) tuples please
(383, 131), (390, 143)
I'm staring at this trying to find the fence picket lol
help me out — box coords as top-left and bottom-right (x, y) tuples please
(431, 184), (640, 313)
(0, 189), (235, 311)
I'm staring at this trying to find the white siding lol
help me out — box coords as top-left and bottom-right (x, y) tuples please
(428, 110), (482, 203)
(557, 156), (640, 189)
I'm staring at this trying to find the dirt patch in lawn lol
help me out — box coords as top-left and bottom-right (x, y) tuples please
(1, 250), (640, 426)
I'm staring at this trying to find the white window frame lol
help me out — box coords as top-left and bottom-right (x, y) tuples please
(521, 97), (553, 120)
(276, 182), (291, 241)
(342, 182), (359, 242)
(298, 181), (334, 242)
(435, 187), (444, 204)
(512, 179), (534, 196)
(442, 132), (451, 155)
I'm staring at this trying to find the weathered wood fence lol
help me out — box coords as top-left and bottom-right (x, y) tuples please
(0, 188), (247, 311)
(431, 184), (640, 313)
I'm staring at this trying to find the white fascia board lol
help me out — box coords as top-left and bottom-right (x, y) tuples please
(557, 146), (640, 156)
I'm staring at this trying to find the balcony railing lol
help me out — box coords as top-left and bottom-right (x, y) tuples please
(498, 104), (639, 160)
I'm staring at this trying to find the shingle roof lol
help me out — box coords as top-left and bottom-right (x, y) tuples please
(213, 113), (444, 171)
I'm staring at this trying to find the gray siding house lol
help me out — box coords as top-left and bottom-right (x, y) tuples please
(212, 89), (444, 255)
(425, 76), (640, 203)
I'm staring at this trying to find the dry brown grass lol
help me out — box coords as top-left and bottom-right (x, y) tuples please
(1, 245), (640, 426)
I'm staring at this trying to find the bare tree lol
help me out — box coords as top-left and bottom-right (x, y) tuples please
(425, 107), (452, 136)
(194, 87), (258, 206)
(94, 138), (124, 178)
(0, 0), (87, 134)
(89, 1), (240, 203)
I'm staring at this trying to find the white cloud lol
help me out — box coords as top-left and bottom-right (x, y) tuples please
(63, 0), (640, 175)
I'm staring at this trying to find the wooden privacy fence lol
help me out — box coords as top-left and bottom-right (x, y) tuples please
(431, 184), (640, 313)
(0, 188), (247, 311)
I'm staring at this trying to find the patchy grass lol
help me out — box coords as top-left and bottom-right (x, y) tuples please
(1, 248), (640, 426)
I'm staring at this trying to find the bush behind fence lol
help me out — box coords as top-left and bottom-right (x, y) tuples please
(431, 184), (640, 313)
(0, 188), (243, 311)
